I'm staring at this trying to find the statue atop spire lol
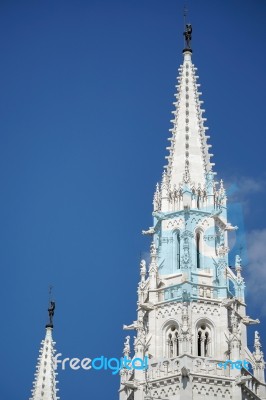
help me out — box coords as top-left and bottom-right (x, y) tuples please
(46, 301), (56, 328)
(183, 24), (192, 51)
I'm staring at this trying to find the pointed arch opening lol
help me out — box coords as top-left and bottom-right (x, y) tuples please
(163, 321), (180, 358)
(196, 320), (213, 357)
(166, 326), (179, 357)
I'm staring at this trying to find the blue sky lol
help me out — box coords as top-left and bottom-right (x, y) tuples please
(0, 0), (266, 399)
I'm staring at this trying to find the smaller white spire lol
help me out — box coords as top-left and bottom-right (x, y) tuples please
(235, 254), (242, 280)
(149, 242), (158, 290)
(29, 327), (59, 400)
(123, 336), (131, 358)
(253, 331), (265, 383)
(153, 183), (161, 212)
(29, 302), (59, 400)
(160, 171), (169, 211)
(254, 331), (263, 356)
(140, 259), (146, 283)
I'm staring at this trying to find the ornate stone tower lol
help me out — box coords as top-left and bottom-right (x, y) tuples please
(29, 301), (59, 400)
(119, 25), (266, 400)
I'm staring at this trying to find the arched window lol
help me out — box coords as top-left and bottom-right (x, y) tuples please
(197, 324), (211, 357)
(176, 231), (180, 269)
(166, 325), (179, 357)
(196, 232), (201, 268)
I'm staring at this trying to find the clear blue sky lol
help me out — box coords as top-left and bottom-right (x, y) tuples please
(0, 1), (266, 399)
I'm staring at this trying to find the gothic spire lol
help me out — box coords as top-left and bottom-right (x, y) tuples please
(253, 331), (266, 383)
(29, 302), (59, 400)
(165, 25), (214, 190)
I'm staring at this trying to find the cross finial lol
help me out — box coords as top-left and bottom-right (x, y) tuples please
(48, 284), (53, 301)
(183, 4), (188, 28)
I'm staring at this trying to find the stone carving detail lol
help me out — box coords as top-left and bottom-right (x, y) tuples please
(182, 236), (190, 267)
(183, 164), (191, 184)
(231, 310), (238, 333)
(157, 304), (182, 319)
(140, 260), (146, 281)
(180, 230), (193, 268)
(142, 227), (155, 235)
(153, 183), (161, 211)
(217, 259), (227, 276)
(123, 336), (131, 357)
(181, 230), (194, 239)
(217, 244), (229, 257)
(191, 304), (220, 316)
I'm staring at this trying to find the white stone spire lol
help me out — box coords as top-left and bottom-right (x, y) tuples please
(165, 49), (214, 190)
(29, 302), (59, 400)
(120, 24), (266, 400)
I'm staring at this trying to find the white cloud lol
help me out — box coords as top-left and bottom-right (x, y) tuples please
(237, 177), (265, 194)
(223, 176), (266, 216)
(225, 176), (265, 199)
(245, 229), (266, 313)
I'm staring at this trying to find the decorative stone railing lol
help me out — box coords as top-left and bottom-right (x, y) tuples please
(239, 369), (262, 397)
(121, 358), (265, 399)
(146, 357), (265, 398)
(148, 358), (180, 380)
(158, 283), (217, 303)
(147, 357), (230, 380)
(120, 368), (134, 384)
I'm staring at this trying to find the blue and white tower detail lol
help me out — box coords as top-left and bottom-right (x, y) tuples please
(119, 27), (265, 400)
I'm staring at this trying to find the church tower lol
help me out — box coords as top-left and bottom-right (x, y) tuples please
(29, 301), (60, 400)
(119, 25), (266, 400)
